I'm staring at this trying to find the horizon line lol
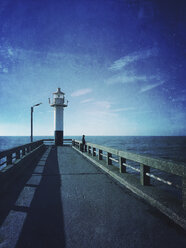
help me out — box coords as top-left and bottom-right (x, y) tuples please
(0, 135), (186, 137)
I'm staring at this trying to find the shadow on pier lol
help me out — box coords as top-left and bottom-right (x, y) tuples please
(0, 147), (66, 248)
(15, 147), (66, 248)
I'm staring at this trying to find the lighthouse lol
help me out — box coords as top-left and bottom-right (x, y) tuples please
(50, 88), (68, 146)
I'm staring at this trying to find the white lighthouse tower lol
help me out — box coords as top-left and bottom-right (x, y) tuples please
(50, 88), (68, 146)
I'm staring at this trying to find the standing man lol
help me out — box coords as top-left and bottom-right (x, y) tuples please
(82, 135), (86, 152)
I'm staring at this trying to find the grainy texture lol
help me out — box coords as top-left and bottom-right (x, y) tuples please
(0, 146), (186, 248)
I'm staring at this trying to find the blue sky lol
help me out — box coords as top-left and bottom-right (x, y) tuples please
(0, 0), (186, 136)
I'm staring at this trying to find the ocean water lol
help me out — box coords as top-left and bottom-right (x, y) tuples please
(0, 136), (186, 163)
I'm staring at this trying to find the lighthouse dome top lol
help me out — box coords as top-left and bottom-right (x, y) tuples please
(53, 88), (65, 96)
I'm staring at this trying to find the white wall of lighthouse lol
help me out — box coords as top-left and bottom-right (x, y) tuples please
(50, 88), (68, 146)
(54, 107), (64, 131)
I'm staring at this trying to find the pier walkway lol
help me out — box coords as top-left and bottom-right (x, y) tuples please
(0, 146), (186, 248)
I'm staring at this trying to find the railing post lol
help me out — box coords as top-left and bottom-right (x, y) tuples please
(80, 143), (83, 152)
(140, 164), (150, 186)
(98, 149), (102, 160)
(93, 147), (96, 156)
(182, 169), (186, 209)
(7, 154), (12, 165)
(88, 146), (91, 154)
(22, 148), (25, 156)
(72, 140), (75, 146)
(85, 145), (87, 152)
(16, 150), (20, 159)
(119, 157), (126, 173)
(107, 152), (112, 165)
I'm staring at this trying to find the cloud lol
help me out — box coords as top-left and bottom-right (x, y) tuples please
(111, 107), (136, 112)
(87, 106), (136, 118)
(172, 96), (186, 102)
(140, 81), (164, 93)
(0, 45), (99, 77)
(86, 100), (117, 117)
(2, 68), (8, 73)
(7, 48), (14, 56)
(87, 110), (117, 117)
(88, 102), (136, 117)
(109, 47), (158, 71)
(106, 73), (151, 85)
(81, 98), (94, 103)
(71, 88), (92, 97)
(94, 101), (111, 109)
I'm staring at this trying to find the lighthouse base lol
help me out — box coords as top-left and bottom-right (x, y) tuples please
(54, 131), (63, 146)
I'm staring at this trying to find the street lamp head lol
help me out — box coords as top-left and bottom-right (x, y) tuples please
(33, 102), (42, 107)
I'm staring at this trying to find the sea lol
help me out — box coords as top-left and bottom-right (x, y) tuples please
(0, 136), (185, 163)
(0, 136), (185, 199)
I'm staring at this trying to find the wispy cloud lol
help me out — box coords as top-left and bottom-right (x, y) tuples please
(81, 98), (94, 103)
(109, 48), (158, 71)
(71, 88), (92, 97)
(94, 101), (111, 109)
(172, 96), (186, 102)
(86, 101), (116, 117)
(111, 107), (136, 112)
(107, 47), (165, 95)
(89, 101), (136, 117)
(140, 81), (164, 93)
(87, 110), (117, 117)
(106, 73), (153, 85)
(0, 45), (99, 76)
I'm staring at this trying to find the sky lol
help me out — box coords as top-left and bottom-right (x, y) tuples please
(0, 0), (186, 136)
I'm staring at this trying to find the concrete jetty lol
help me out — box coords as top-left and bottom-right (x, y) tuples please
(0, 143), (186, 248)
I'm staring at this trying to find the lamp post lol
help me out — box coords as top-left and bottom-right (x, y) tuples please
(30, 103), (42, 142)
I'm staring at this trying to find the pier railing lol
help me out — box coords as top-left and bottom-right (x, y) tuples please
(0, 140), (44, 170)
(0, 138), (73, 170)
(72, 139), (186, 209)
(42, 139), (72, 146)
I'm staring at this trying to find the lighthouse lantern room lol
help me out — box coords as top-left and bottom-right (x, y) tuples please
(50, 88), (68, 146)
